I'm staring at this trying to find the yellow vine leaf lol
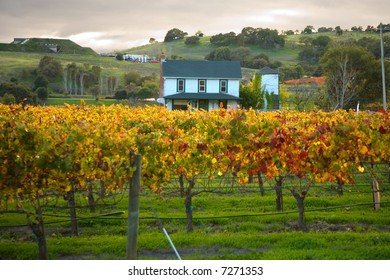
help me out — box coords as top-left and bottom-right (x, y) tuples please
(359, 145), (368, 155)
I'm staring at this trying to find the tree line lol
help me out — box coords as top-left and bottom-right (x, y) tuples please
(160, 25), (389, 111)
(0, 56), (159, 105)
(164, 26), (285, 48)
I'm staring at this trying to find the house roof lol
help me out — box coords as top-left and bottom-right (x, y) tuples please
(162, 60), (242, 79)
(258, 66), (279, 75)
(164, 93), (241, 100)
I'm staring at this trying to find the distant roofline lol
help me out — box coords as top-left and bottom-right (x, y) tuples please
(258, 66), (279, 75)
(164, 92), (241, 100)
(162, 60), (242, 79)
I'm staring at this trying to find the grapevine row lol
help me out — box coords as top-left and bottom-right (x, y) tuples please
(0, 104), (389, 230)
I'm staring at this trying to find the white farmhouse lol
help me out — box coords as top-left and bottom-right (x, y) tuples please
(159, 60), (242, 111)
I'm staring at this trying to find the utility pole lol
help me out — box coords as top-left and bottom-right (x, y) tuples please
(380, 23), (387, 111)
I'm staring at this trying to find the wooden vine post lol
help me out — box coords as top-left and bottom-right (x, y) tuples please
(372, 177), (380, 210)
(126, 154), (142, 260)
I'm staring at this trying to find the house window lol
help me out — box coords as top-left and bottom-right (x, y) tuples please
(177, 79), (185, 92)
(173, 99), (188, 110)
(220, 80), (227, 93)
(198, 79), (206, 92)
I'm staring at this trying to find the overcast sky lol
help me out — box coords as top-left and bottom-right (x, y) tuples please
(0, 0), (388, 52)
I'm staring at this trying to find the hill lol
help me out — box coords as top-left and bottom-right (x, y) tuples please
(0, 31), (387, 99)
(123, 35), (299, 65)
(122, 31), (384, 65)
(0, 51), (159, 85)
(0, 38), (97, 56)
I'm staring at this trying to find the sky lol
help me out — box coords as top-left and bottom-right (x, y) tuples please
(0, 0), (388, 53)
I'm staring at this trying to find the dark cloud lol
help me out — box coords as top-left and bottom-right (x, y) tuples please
(0, 0), (388, 52)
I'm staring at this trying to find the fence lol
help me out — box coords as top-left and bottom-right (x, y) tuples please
(0, 162), (389, 259)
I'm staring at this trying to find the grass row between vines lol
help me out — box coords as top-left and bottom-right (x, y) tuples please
(1, 180), (390, 260)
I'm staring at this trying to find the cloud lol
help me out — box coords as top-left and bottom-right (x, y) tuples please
(0, 0), (389, 52)
(68, 32), (115, 49)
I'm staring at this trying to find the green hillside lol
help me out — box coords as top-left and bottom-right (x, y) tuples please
(0, 51), (159, 85)
(0, 38), (97, 56)
(123, 31), (384, 65)
(124, 35), (299, 65)
(0, 31), (387, 100)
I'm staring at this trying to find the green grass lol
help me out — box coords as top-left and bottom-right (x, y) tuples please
(44, 97), (120, 106)
(125, 31), (388, 65)
(2, 31), (387, 91)
(43, 97), (157, 106)
(0, 38), (97, 56)
(126, 36), (300, 64)
(1, 178), (389, 260)
(0, 51), (160, 86)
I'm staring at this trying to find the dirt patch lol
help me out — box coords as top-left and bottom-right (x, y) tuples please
(139, 246), (270, 260)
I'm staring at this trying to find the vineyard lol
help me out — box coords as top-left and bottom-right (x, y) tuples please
(0, 104), (389, 259)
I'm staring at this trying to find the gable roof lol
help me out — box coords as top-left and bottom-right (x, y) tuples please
(258, 66), (279, 75)
(162, 60), (242, 79)
(164, 93), (241, 100)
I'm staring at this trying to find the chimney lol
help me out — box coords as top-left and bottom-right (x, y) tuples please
(160, 52), (166, 62)
(159, 53), (166, 98)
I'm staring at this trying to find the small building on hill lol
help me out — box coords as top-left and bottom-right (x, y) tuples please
(159, 60), (242, 110)
(12, 38), (28, 44)
(258, 66), (280, 110)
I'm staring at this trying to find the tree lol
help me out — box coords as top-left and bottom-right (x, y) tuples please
(365, 25), (377, 32)
(351, 26), (363, 32)
(251, 58), (269, 69)
(239, 84), (261, 109)
(1, 93), (16, 104)
(65, 63), (78, 94)
(33, 75), (49, 91)
(279, 65), (304, 81)
(318, 27), (333, 33)
(124, 71), (142, 86)
(284, 30), (295, 35)
(114, 89), (128, 100)
(164, 28), (188, 42)
(299, 35), (331, 64)
(312, 35), (331, 48)
(283, 82), (323, 111)
(230, 47), (251, 66)
(299, 47), (320, 64)
(255, 28), (285, 48)
(37, 56), (63, 79)
(238, 27), (256, 45)
(210, 32), (237, 46)
(205, 47), (231, 61)
(89, 85), (100, 101)
(237, 27), (284, 48)
(302, 25), (315, 34)
(335, 26), (343, 36)
(137, 86), (155, 100)
(320, 45), (376, 110)
(0, 82), (35, 104)
(35, 87), (49, 104)
(195, 30), (204, 37)
(142, 82), (159, 96)
(185, 36), (200, 45)
(240, 73), (273, 111)
(116, 53), (124, 61)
